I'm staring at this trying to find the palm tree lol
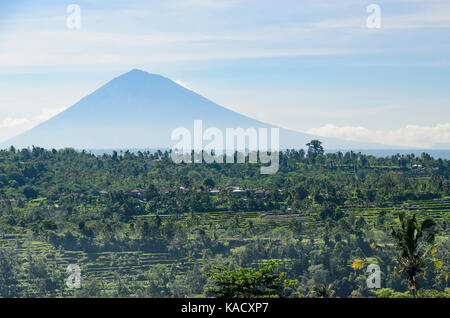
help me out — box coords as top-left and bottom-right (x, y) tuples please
(308, 284), (335, 298)
(306, 139), (324, 156)
(391, 213), (437, 298)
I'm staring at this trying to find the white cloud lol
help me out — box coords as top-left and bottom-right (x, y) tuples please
(0, 107), (67, 142)
(34, 107), (67, 122)
(2, 0), (449, 71)
(0, 27), (364, 67)
(0, 117), (32, 129)
(306, 124), (372, 141)
(305, 123), (450, 148)
(174, 0), (240, 8)
(311, 11), (450, 30)
(2, 0), (449, 70)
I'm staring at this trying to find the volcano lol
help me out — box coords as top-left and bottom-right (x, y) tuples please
(3, 69), (391, 150)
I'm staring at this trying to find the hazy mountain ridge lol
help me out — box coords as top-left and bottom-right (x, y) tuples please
(3, 69), (400, 150)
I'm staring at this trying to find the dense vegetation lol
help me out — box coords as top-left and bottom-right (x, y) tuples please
(0, 143), (448, 298)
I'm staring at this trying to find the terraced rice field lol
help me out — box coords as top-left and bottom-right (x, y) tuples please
(136, 197), (449, 236)
(0, 233), (185, 297)
(1, 196), (448, 296)
(340, 196), (450, 229)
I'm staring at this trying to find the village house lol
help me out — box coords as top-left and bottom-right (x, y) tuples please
(232, 188), (246, 195)
(253, 189), (266, 198)
(92, 190), (109, 196)
(164, 188), (176, 195)
(209, 188), (221, 196)
(130, 189), (146, 199)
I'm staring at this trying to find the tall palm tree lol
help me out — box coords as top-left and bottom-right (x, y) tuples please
(391, 213), (437, 298)
(308, 284), (335, 298)
(306, 139), (324, 156)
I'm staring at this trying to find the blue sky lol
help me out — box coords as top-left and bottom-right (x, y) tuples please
(0, 0), (449, 148)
